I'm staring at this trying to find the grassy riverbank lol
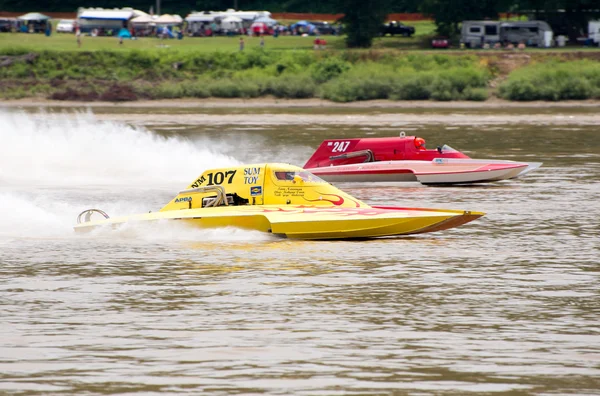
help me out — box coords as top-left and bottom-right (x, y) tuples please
(1, 41), (599, 102)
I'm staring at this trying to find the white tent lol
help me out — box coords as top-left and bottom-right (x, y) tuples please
(253, 16), (277, 26)
(78, 10), (134, 21)
(131, 14), (154, 24)
(221, 15), (242, 31)
(17, 12), (50, 21)
(185, 12), (222, 23)
(186, 9), (270, 23)
(155, 14), (183, 24)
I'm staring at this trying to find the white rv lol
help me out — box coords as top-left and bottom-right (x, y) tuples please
(461, 20), (553, 48)
(589, 21), (600, 45)
(461, 21), (501, 48)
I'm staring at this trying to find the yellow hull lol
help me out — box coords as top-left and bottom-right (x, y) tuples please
(74, 205), (483, 240)
(75, 163), (484, 240)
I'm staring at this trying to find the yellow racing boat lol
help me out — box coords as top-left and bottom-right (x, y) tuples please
(75, 163), (484, 239)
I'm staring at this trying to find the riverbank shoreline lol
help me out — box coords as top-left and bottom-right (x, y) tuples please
(4, 98), (598, 126)
(2, 97), (600, 109)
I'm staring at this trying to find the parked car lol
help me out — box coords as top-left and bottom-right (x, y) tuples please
(0, 17), (16, 32)
(381, 21), (415, 37)
(431, 36), (450, 48)
(56, 19), (75, 33)
(312, 21), (337, 35)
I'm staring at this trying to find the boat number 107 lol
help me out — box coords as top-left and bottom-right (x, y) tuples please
(331, 141), (350, 153)
(206, 170), (237, 185)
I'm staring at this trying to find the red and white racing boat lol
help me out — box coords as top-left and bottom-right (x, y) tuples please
(303, 134), (541, 185)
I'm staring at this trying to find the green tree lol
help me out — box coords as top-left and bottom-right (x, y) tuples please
(337, 0), (393, 47)
(517, 0), (600, 39)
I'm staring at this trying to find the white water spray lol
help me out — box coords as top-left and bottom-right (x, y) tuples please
(0, 110), (238, 187)
(0, 111), (269, 242)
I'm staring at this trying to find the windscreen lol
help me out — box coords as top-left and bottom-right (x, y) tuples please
(440, 144), (459, 153)
(273, 170), (326, 184)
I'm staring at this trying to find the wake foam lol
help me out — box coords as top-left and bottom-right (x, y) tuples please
(0, 110), (239, 187)
(0, 111), (268, 243)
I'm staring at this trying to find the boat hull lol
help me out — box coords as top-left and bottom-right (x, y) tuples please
(306, 159), (537, 185)
(74, 205), (484, 240)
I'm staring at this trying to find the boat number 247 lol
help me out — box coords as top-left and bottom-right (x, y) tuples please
(331, 141), (350, 153)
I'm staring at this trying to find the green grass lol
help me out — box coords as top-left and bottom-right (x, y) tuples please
(0, 22), (440, 53)
(0, 32), (347, 53)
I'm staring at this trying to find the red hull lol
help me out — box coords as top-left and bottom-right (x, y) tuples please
(303, 135), (541, 185)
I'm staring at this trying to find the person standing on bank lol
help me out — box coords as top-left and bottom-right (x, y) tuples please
(76, 24), (81, 48)
(239, 37), (245, 51)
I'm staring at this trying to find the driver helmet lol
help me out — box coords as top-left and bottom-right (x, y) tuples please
(414, 137), (426, 150)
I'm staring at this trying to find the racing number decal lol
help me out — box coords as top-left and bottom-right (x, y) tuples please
(206, 170), (236, 185)
(331, 141), (350, 153)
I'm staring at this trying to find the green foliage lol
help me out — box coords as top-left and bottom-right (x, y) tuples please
(498, 60), (600, 101)
(419, 0), (504, 36)
(1, 48), (596, 103)
(154, 82), (186, 99)
(320, 61), (489, 102)
(272, 51), (315, 76)
(461, 87), (489, 101)
(390, 74), (435, 100)
(208, 79), (261, 98)
(309, 56), (351, 83)
(267, 75), (317, 98)
(337, 0), (393, 47)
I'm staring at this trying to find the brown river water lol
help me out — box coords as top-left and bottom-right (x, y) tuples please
(0, 106), (599, 395)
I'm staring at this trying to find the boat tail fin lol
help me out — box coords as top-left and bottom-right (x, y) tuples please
(303, 139), (362, 169)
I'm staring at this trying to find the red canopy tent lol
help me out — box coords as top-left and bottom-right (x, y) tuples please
(250, 21), (271, 35)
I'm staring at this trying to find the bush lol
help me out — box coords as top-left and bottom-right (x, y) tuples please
(208, 79), (261, 98)
(499, 60), (600, 101)
(183, 81), (210, 98)
(309, 56), (351, 83)
(461, 87), (489, 101)
(268, 76), (316, 99)
(153, 82), (186, 99)
(390, 74), (434, 100)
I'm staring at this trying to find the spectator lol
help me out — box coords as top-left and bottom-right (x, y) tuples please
(239, 37), (245, 51)
(314, 36), (321, 50)
(76, 26), (81, 48)
(260, 36), (265, 48)
(319, 37), (327, 50)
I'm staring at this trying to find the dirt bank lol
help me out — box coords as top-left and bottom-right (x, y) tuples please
(3, 99), (598, 126)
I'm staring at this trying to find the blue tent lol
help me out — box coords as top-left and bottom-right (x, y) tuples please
(291, 20), (315, 32)
(117, 28), (131, 38)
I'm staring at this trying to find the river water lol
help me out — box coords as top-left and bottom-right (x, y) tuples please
(1, 107), (599, 395)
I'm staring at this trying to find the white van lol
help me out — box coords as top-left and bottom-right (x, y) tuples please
(57, 19), (75, 33)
